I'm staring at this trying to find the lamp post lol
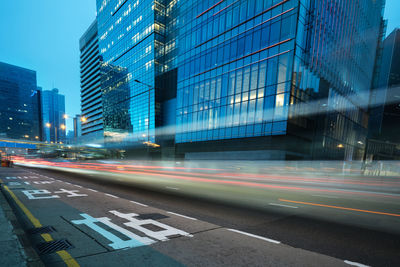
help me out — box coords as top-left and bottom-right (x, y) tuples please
(45, 122), (66, 144)
(134, 79), (153, 156)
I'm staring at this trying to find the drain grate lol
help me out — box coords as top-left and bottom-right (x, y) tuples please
(137, 213), (169, 220)
(28, 226), (56, 235)
(36, 239), (73, 255)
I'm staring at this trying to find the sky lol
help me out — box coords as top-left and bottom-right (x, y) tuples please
(0, 0), (96, 130)
(0, 0), (399, 131)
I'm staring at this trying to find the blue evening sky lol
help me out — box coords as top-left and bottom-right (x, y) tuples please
(0, 0), (399, 130)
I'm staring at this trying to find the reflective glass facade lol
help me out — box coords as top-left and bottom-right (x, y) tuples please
(176, 0), (297, 145)
(96, 0), (169, 143)
(42, 88), (66, 143)
(95, 0), (384, 160)
(0, 62), (41, 141)
(175, 0), (384, 160)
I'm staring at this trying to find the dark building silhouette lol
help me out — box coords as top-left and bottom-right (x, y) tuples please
(0, 61), (42, 141)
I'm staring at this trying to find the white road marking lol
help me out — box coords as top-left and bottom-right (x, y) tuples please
(167, 211), (197, 221)
(269, 203), (298, 209)
(130, 201), (148, 207)
(55, 180), (62, 182)
(73, 184), (83, 188)
(65, 182), (71, 185)
(166, 186), (179, 190)
(227, 229), (281, 244)
(344, 260), (370, 267)
(312, 194), (339, 199)
(54, 189), (88, 198)
(105, 193), (119, 199)
(22, 190), (60, 200)
(87, 188), (98, 192)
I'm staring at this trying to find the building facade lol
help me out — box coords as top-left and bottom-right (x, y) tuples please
(175, 0), (384, 160)
(95, 0), (384, 160)
(370, 28), (400, 144)
(80, 19), (104, 139)
(0, 61), (42, 141)
(41, 88), (66, 143)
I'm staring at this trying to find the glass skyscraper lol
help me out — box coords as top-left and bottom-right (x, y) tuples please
(41, 88), (66, 143)
(0, 61), (42, 141)
(175, 0), (384, 160)
(95, 0), (385, 160)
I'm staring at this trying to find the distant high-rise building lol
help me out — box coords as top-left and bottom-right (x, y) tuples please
(42, 88), (66, 143)
(73, 114), (82, 139)
(96, 0), (385, 160)
(80, 19), (103, 140)
(371, 28), (400, 143)
(0, 61), (42, 141)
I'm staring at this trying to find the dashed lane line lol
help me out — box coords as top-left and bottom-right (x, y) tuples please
(268, 203), (298, 209)
(105, 193), (119, 199)
(167, 211), (197, 221)
(73, 184), (83, 188)
(130, 200), (148, 207)
(87, 188), (98, 193)
(166, 186), (180, 190)
(344, 260), (370, 267)
(227, 229), (281, 244)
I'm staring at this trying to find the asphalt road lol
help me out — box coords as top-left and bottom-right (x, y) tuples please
(1, 165), (399, 267)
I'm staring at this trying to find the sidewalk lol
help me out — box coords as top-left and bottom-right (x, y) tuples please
(0, 175), (44, 267)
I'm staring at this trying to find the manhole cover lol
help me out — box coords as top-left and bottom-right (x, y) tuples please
(28, 226), (56, 235)
(36, 239), (73, 255)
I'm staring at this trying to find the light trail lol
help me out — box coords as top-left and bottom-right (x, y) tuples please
(279, 199), (400, 218)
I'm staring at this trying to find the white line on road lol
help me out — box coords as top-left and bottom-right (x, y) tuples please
(167, 211), (197, 220)
(105, 193), (119, 199)
(344, 260), (370, 267)
(130, 200), (148, 207)
(65, 182), (71, 185)
(227, 229), (281, 244)
(269, 203), (298, 209)
(312, 194), (339, 199)
(55, 180), (62, 182)
(166, 186), (180, 190)
(87, 188), (98, 192)
(73, 184), (83, 188)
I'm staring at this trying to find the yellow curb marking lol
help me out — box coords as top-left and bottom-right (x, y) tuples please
(3, 185), (79, 267)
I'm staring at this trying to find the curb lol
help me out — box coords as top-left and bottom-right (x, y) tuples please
(0, 181), (45, 267)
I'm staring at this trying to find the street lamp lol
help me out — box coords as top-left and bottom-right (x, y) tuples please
(134, 79), (152, 140)
(45, 123), (66, 144)
(134, 79), (153, 157)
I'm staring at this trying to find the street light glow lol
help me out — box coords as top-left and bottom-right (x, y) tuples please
(45, 123), (51, 128)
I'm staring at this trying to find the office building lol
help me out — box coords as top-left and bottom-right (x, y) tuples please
(80, 19), (103, 139)
(96, 0), (385, 160)
(0, 61), (42, 141)
(376, 29), (400, 143)
(73, 114), (83, 139)
(42, 88), (66, 143)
